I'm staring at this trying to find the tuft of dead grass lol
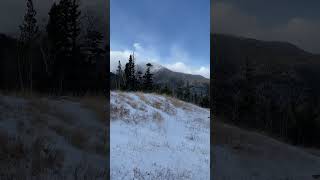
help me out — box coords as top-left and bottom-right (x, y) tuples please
(110, 104), (129, 120)
(136, 92), (147, 103)
(27, 98), (75, 126)
(152, 101), (162, 110)
(152, 111), (164, 124)
(80, 95), (107, 123)
(166, 96), (193, 111)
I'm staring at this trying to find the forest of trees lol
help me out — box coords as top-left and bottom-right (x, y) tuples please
(0, 0), (107, 96)
(112, 54), (210, 108)
(114, 55), (154, 92)
(213, 55), (320, 148)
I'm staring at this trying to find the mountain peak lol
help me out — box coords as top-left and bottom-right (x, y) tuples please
(135, 62), (164, 74)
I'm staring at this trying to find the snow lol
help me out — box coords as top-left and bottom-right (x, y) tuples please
(213, 122), (320, 180)
(110, 91), (210, 180)
(0, 94), (107, 179)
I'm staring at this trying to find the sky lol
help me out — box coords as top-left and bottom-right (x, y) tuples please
(110, 0), (210, 78)
(0, 0), (107, 36)
(212, 0), (320, 54)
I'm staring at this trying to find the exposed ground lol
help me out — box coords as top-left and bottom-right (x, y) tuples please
(212, 121), (320, 180)
(110, 91), (210, 180)
(0, 92), (108, 179)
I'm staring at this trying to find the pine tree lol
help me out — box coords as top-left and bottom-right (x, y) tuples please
(124, 55), (136, 91)
(161, 84), (172, 95)
(184, 81), (191, 101)
(137, 70), (143, 91)
(239, 56), (256, 126)
(70, 0), (81, 57)
(116, 61), (123, 89)
(84, 24), (104, 64)
(18, 0), (39, 92)
(143, 63), (153, 92)
(47, 0), (82, 94)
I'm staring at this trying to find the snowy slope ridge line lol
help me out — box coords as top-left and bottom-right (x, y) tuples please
(213, 121), (320, 180)
(110, 91), (210, 180)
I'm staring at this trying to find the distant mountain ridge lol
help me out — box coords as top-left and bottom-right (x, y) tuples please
(111, 62), (209, 81)
(212, 33), (320, 148)
(212, 33), (320, 91)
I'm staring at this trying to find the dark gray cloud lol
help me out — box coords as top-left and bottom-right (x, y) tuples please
(212, 1), (320, 54)
(0, 0), (108, 36)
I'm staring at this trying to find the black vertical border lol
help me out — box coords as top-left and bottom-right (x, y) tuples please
(210, 0), (214, 179)
(106, 0), (110, 178)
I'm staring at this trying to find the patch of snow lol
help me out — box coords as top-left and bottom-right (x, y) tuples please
(110, 91), (210, 180)
(213, 122), (320, 180)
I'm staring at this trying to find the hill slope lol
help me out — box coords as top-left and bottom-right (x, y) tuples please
(0, 94), (108, 179)
(212, 121), (320, 180)
(110, 91), (210, 179)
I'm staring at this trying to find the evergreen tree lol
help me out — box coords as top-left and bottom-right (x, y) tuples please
(46, 0), (82, 94)
(238, 56), (257, 126)
(160, 84), (172, 95)
(143, 63), (153, 92)
(84, 25), (104, 64)
(116, 60), (123, 89)
(136, 70), (143, 91)
(184, 81), (191, 101)
(18, 0), (39, 92)
(70, 0), (81, 58)
(19, 0), (39, 43)
(124, 55), (136, 90)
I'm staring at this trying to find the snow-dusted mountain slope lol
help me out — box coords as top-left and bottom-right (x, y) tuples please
(213, 121), (320, 180)
(110, 91), (210, 180)
(0, 94), (108, 179)
(135, 62), (164, 74)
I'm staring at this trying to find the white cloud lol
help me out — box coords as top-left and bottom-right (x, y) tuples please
(110, 43), (160, 72)
(110, 43), (210, 78)
(164, 62), (210, 78)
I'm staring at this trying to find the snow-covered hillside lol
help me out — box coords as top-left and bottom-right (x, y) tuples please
(110, 91), (210, 180)
(0, 94), (108, 179)
(213, 122), (320, 180)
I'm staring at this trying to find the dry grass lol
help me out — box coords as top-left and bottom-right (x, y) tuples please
(0, 130), (65, 178)
(167, 96), (193, 111)
(0, 92), (108, 179)
(80, 95), (107, 123)
(152, 111), (164, 124)
(27, 98), (75, 126)
(136, 92), (147, 103)
(117, 91), (134, 101)
(110, 104), (129, 120)
(152, 101), (162, 109)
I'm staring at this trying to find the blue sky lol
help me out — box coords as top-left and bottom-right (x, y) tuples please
(110, 0), (210, 78)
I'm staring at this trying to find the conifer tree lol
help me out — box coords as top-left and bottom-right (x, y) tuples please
(143, 63), (153, 92)
(137, 70), (143, 91)
(47, 0), (82, 94)
(124, 55), (136, 90)
(116, 60), (123, 89)
(18, 0), (39, 92)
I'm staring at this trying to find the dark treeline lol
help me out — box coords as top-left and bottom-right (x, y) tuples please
(213, 43), (320, 148)
(0, 0), (107, 96)
(111, 54), (210, 108)
(112, 54), (156, 92)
